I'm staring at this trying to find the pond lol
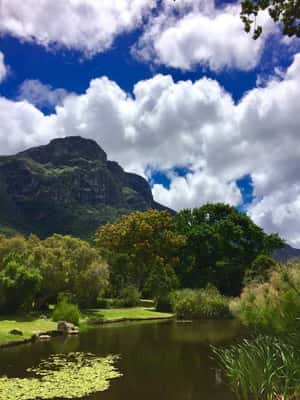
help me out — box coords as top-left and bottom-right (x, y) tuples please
(0, 319), (245, 400)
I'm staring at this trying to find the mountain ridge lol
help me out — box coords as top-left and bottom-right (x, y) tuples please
(0, 136), (173, 239)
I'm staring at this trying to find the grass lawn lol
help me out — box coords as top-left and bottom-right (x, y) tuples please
(0, 307), (173, 346)
(0, 316), (56, 346)
(84, 307), (174, 322)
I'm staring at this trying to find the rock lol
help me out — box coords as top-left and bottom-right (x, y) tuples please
(9, 328), (23, 336)
(0, 136), (174, 238)
(39, 314), (48, 320)
(57, 321), (79, 334)
(39, 334), (51, 340)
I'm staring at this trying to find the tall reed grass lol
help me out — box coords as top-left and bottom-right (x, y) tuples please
(213, 335), (300, 400)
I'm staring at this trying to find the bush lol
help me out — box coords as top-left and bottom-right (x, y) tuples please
(97, 297), (110, 309)
(230, 260), (300, 334)
(119, 287), (140, 307)
(155, 294), (173, 312)
(171, 287), (232, 320)
(52, 299), (81, 325)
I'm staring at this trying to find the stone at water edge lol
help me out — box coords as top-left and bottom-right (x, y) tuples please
(57, 321), (79, 334)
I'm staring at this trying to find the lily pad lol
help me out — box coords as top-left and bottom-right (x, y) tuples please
(0, 352), (122, 400)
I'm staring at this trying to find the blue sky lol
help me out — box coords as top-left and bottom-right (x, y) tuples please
(0, 0), (300, 246)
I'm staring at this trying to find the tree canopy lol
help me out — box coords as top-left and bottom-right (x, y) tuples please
(175, 204), (283, 295)
(95, 209), (185, 298)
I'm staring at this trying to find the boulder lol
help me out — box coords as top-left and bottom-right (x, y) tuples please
(9, 328), (23, 336)
(57, 321), (79, 334)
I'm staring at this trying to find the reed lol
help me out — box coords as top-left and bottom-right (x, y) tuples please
(213, 335), (300, 400)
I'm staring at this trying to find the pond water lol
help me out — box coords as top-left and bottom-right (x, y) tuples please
(0, 319), (245, 400)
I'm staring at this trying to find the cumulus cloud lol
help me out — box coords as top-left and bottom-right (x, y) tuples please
(18, 80), (70, 108)
(133, 0), (276, 71)
(0, 0), (155, 55)
(0, 52), (7, 82)
(0, 54), (300, 244)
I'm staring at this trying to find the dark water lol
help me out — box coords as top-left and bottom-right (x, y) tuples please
(0, 319), (244, 400)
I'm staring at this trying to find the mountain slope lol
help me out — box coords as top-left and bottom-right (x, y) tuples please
(0, 136), (172, 239)
(273, 244), (300, 262)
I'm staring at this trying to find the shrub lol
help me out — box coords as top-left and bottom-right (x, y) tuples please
(155, 294), (172, 312)
(171, 286), (232, 320)
(230, 260), (300, 334)
(52, 299), (81, 325)
(97, 297), (110, 309)
(213, 335), (300, 400)
(119, 287), (140, 307)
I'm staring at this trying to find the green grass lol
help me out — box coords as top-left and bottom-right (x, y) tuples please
(0, 316), (56, 345)
(84, 307), (174, 322)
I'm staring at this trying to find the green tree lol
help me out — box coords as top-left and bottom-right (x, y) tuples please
(0, 253), (42, 312)
(95, 209), (185, 296)
(37, 234), (109, 307)
(175, 204), (283, 295)
(241, 0), (300, 39)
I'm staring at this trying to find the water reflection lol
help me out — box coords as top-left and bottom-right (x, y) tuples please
(0, 320), (244, 400)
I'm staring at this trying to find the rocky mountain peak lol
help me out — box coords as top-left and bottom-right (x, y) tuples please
(0, 136), (172, 238)
(17, 136), (107, 165)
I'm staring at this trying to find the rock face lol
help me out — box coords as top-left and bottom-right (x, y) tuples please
(0, 136), (172, 238)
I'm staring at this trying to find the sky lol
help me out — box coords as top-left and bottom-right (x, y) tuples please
(0, 0), (300, 247)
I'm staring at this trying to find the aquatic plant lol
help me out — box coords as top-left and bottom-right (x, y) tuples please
(213, 336), (300, 400)
(0, 352), (122, 400)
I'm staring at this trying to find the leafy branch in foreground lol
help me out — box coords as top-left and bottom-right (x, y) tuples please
(241, 0), (300, 39)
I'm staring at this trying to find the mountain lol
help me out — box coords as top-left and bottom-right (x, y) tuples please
(273, 244), (300, 262)
(0, 136), (172, 239)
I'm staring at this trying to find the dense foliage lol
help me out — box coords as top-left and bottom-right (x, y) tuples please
(175, 204), (283, 295)
(0, 204), (284, 315)
(96, 209), (184, 298)
(171, 286), (232, 320)
(0, 234), (109, 312)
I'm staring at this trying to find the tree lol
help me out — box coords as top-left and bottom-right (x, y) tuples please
(37, 234), (109, 307)
(0, 234), (109, 309)
(95, 210), (185, 297)
(0, 253), (42, 312)
(175, 204), (283, 295)
(240, 0), (300, 39)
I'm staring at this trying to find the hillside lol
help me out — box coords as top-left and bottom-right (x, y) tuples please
(0, 136), (172, 239)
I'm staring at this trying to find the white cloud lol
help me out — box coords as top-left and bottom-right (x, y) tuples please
(248, 187), (300, 248)
(1, 54), (300, 244)
(134, 0), (276, 71)
(18, 80), (70, 108)
(0, 0), (155, 55)
(0, 52), (7, 82)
